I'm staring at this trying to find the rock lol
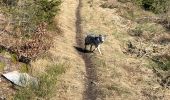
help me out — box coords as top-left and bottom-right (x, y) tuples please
(2, 71), (38, 87)
(0, 96), (6, 100)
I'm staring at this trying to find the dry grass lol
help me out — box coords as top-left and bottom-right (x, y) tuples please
(1, 0), (86, 99)
(31, 0), (86, 99)
(81, 0), (170, 99)
(1, 0), (170, 99)
(14, 64), (66, 100)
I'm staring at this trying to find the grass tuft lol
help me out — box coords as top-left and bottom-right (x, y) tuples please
(0, 61), (5, 71)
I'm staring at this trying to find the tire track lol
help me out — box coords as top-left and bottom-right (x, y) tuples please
(75, 0), (98, 100)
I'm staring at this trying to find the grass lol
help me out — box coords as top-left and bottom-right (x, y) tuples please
(92, 56), (107, 68)
(0, 61), (5, 71)
(112, 31), (129, 41)
(100, 2), (118, 9)
(130, 25), (143, 36)
(19, 63), (29, 73)
(14, 63), (65, 100)
(11, 53), (18, 63)
(154, 60), (170, 71)
(107, 83), (131, 96)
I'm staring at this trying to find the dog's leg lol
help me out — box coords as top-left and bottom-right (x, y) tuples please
(84, 44), (87, 50)
(93, 45), (97, 52)
(90, 45), (93, 51)
(97, 45), (102, 54)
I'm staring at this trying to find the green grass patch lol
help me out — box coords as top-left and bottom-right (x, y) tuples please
(11, 53), (18, 63)
(150, 56), (170, 71)
(19, 64), (29, 73)
(0, 61), (5, 71)
(14, 64), (65, 100)
(156, 60), (170, 71)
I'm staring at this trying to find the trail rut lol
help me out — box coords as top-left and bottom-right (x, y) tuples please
(75, 0), (98, 100)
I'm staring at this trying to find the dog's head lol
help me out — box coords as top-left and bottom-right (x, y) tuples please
(99, 34), (106, 43)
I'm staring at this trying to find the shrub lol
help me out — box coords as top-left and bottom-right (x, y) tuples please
(0, 0), (62, 64)
(35, 0), (61, 23)
(1, 0), (61, 37)
(2, 0), (18, 6)
(132, 0), (170, 14)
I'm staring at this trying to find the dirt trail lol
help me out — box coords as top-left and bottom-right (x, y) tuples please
(75, 0), (98, 100)
(40, 0), (99, 99)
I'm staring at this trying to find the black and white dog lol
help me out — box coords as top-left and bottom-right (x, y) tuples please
(84, 34), (106, 54)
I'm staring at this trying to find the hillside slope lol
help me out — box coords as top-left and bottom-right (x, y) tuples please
(38, 0), (170, 99)
(32, 0), (86, 99)
(80, 0), (170, 99)
(0, 0), (170, 99)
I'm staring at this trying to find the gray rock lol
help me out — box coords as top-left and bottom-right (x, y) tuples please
(2, 71), (38, 87)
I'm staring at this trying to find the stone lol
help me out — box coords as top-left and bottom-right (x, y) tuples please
(2, 71), (38, 87)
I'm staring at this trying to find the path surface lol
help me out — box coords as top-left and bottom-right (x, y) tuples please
(75, 0), (98, 100)
(45, 0), (99, 99)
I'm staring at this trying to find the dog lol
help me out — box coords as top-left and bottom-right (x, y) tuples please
(84, 34), (106, 54)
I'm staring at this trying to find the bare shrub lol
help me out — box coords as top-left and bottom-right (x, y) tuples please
(0, 0), (61, 64)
